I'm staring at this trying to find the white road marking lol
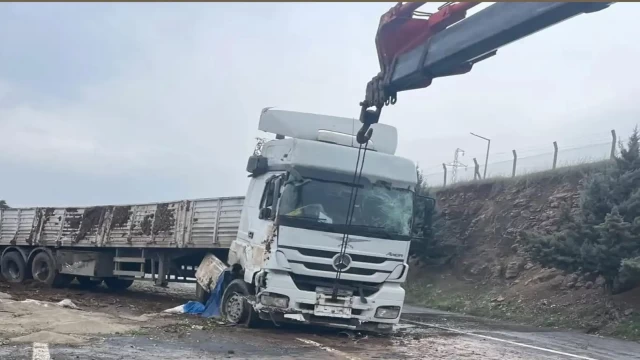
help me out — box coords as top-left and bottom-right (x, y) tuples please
(404, 319), (598, 360)
(296, 338), (361, 360)
(32, 343), (51, 360)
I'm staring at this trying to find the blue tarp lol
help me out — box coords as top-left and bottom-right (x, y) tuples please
(181, 269), (230, 318)
(182, 301), (205, 314)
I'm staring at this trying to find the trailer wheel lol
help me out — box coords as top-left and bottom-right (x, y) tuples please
(221, 279), (259, 327)
(76, 276), (103, 289)
(196, 283), (211, 304)
(31, 252), (73, 288)
(104, 278), (134, 291)
(1, 252), (27, 283)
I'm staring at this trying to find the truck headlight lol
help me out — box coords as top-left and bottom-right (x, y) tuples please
(375, 306), (400, 319)
(260, 293), (289, 308)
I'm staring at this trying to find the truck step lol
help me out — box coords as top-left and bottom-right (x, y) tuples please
(113, 270), (145, 277)
(114, 257), (146, 263)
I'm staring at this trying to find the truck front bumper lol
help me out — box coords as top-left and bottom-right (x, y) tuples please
(254, 270), (405, 332)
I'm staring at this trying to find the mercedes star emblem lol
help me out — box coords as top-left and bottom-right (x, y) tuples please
(332, 253), (352, 272)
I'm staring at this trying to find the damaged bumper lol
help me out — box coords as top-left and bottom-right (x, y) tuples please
(253, 270), (404, 332)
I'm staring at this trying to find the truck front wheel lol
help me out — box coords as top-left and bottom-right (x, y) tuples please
(221, 279), (259, 327)
(1, 252), (28, 284)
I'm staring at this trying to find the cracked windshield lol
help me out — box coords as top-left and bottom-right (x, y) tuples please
(278, 176), (413, 237)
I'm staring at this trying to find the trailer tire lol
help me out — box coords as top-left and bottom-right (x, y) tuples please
(31, 252), (73, 288)
(1, 251), (27, 284)
(104, 278), (134, 291)
(76, 276), (103, 289)
(221, 279), (259, 327)
(196, 283), (211, 304)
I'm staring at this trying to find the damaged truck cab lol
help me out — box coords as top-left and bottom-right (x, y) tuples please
(221, 109), (433, 332)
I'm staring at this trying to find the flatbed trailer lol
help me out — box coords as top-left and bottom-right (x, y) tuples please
(0, 197), (243, 289)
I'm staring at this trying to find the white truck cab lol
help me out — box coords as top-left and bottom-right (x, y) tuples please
(222, 108), (432, 332)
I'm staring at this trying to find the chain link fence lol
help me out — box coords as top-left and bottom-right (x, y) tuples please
(422, 131), (617, 188)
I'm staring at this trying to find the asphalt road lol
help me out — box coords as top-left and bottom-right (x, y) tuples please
(1, 283), (639, 359)
(3, 308), (640, 359)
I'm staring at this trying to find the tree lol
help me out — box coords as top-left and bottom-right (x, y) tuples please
(525, 126), (640, 293)
(410, 165), (458, 265)
(0, 200), (8, 209)
(416, 165), (426, 195)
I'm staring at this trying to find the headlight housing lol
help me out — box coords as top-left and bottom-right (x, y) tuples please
(375, 306), (401, 319)
(260, 293), (289, 308)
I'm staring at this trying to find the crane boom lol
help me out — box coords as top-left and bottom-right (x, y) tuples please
(357, 2), (614, 144)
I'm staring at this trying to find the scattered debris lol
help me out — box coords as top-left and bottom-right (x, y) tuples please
(163, 304), (187, 314)
(57, 299), (79, 309)
(284, 313), (305, 322)
(338, 330), (355, 340)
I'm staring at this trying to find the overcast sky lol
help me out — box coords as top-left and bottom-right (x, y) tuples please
(1, 2), (638, 207)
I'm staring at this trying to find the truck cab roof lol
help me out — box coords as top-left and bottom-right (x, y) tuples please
(258, 108), (399, 155)
(261, 137), (417, 189)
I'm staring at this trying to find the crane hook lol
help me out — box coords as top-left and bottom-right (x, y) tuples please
(357, 105), (380, 145)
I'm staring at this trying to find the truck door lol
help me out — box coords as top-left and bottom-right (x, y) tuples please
(251, 175), (281, 242)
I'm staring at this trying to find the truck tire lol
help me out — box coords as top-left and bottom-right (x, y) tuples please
(196, 283), (211, 304)
(31, 252), (73, 288)
(1, 252), (27, 283)
(76, 276), (103, 289)
(104, 278), (134, 291)
(221, 279), (259, 327)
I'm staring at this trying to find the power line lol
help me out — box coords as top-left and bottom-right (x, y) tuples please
(444, 148), (467, 184)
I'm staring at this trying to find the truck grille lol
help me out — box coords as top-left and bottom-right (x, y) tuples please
(289, 261), (379, 276)
(290, 274), (381, 297)
(280, 245), (391, 264)
(279, 245), (402, 282)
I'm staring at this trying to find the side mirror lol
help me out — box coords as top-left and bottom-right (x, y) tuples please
(259, 207), (272, 220)
(246, 155), (268, 176)
(412, 195), (436, 237)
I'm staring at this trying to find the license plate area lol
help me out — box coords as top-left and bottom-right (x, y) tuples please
(314, 287), (353, 319)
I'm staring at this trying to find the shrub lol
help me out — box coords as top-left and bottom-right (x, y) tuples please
(525, 127), (640, 292)
(410, 166), (458, 265)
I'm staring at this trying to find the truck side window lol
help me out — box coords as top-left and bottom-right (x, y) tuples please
(260, 177), (276, 210)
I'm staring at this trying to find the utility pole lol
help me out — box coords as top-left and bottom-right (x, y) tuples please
(470, 132), (490, 179)
(445, 148), (467, 184)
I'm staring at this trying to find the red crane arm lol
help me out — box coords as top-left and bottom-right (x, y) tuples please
(356, 2), (613, 144)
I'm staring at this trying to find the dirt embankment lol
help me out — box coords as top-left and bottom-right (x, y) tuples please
(406, 166), (640, 340)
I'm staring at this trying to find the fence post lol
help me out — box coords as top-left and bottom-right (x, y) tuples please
(473, 158), (481, 180)
(442, 163), (447, 187)
(611, 129), (617, 160)
(552, 141), (558, 169)
(512, 150), (517, 178)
